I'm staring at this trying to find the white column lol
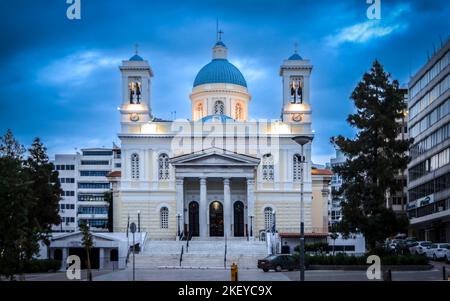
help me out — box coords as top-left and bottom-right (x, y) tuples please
(223, 178), (231, 237)
(176, 177), (184, 239)
(61, 248), (68, 271)
(99, 248), (105, 269)
(247, 178), (255, 240)
(199, 177), (208, 237)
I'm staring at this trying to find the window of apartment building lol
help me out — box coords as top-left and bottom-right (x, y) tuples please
(409, 50), (450, 99)
(408, 172), (450, 202)
(62, 190), (75, 197)
(82, 151), (113, 156)
(409, 147), (450, 181)
(81, 160), (109, 165)
(410, 122), (450, 159)
(78, 194), (104, 202)
(80, 170), (109, 177)
(60, 178), (75, 183)
(77, 183), (110, 189)
(410, 98), (450, 138)
(56, 164), (75, 171)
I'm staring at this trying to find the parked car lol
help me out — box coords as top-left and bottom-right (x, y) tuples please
(425, 243), (449, 261)
(409, 241), (432, 255)
(257, 254), (299, 272)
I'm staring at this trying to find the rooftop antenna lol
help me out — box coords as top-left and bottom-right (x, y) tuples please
(294, 42), (299, 54)
(439, 35), (443, 47)
(134, 43), (139, 55)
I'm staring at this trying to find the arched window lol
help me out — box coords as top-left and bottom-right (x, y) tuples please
(214, 100), (225, 115)
(235, 103), (242, 120)
(158, 153), (170, 180)
(196, 102), (203, 119)
(160, 207), (169, 229)
(264, 207), (273, 231)
(262, 154), (274, 181)
(293, 154), (303, 182)
(131, 153), (139, 179)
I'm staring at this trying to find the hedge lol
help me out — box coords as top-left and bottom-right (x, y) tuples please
(292, 253), (428, 266)
(23, 259), (61, 273)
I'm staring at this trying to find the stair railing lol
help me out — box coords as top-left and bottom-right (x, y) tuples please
(179, 245), (184, 267)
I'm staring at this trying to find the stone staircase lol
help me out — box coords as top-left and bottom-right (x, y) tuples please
(131, 238), (267, 269)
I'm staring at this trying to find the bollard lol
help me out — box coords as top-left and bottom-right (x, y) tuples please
(383, 269), (392, 281)
(231, 262), (238, 281)
(443, 266), (446, 281)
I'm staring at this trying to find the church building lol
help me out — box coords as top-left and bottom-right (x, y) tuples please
(109, 36), (330, 241)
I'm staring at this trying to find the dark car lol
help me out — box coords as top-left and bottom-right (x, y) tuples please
(257, 254), (299, 272)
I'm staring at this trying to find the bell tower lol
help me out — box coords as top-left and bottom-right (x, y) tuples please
(119, 50), (153, 126)
(280, 49), (313, 124)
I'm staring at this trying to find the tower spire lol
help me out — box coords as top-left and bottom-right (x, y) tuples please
(216, 18), (224, 42)
(134, 43), (139, 55)
(294, 42), (298, 54)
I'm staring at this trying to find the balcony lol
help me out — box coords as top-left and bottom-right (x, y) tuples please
(77, 213), (108, 219)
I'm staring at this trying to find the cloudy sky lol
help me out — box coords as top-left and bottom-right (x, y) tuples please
(0, 0), (449, 164)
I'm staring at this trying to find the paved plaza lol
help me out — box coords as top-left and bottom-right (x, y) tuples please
(19, 261), (450, 281)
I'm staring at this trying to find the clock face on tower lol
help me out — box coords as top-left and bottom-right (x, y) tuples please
(130, 113), (139, 122)
(292, 113), (302, 122)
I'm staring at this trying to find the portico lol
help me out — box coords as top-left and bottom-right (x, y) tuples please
(170, 148), (260, 239)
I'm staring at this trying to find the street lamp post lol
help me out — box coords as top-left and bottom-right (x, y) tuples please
(137, 210), (141, 233)
(129, 222), (137, 281)
(250, 215), (253, 238)
(292, 135), (313, 282)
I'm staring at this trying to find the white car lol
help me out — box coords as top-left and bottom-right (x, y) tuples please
(425, 243), (449, 260)
(445, 247), (450, 263)
(409, 241), (432, 255)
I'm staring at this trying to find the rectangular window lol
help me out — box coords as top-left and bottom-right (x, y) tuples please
(81, 160), (110, 165)
(78, 194), (105, 202)
(82, 151), (113, 156)
(80, 170), (109, 177)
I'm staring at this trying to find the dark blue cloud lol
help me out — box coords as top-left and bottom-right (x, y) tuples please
(0, 0), (449, 163)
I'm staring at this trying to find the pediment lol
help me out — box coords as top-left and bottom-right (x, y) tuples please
(170, 148), (260, 167)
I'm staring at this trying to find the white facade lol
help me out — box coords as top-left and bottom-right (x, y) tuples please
(113, 40), (325, 241)
(53, 148), (120, 232)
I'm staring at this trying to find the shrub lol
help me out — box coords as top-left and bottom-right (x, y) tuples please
(292, 253), (428, 266)
(23, 259), (61, 273)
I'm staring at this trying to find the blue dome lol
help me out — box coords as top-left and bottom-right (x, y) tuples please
(193, 59), (247, 88)
(288, 53), (303, 60)
(200, 114), (235, 123)
(130, 54), (144, 61)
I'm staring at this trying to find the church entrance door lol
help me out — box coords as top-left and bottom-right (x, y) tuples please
(233, 201), (245, 237)
(209, 201), (224, 237)
(188, 201), (199, 237)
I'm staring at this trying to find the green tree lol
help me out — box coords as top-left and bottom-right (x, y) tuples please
(22, 138), (62, 260)
(0, 130), (30, 280)
(0, 131), (62, 280)
(80, 223), (93, 281)
(331, 60), (412, 250)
